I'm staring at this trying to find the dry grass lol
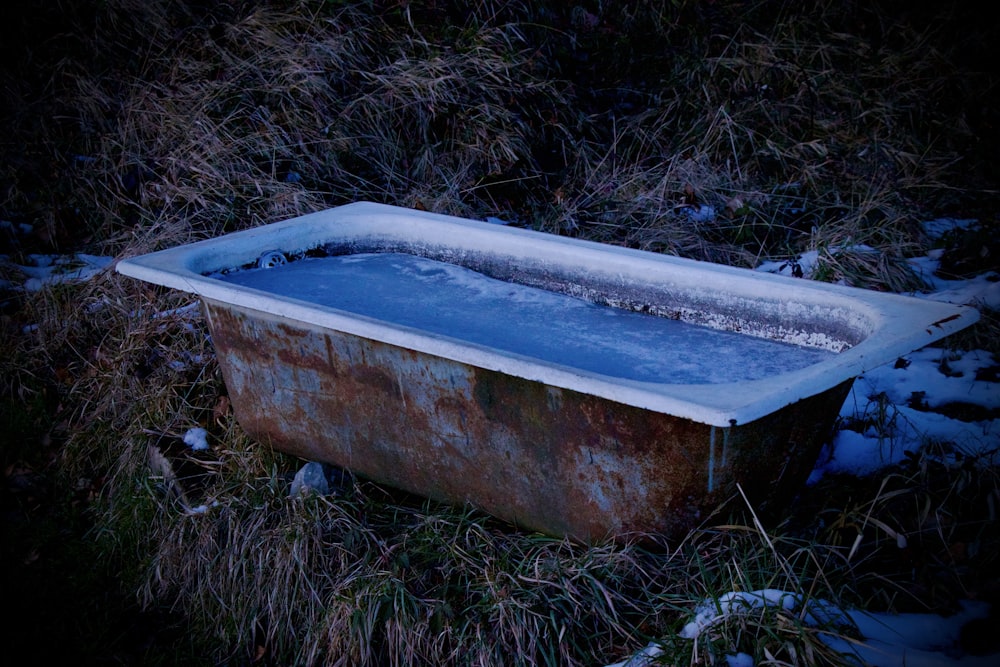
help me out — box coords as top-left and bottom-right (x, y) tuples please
(2, 0), (998, 664)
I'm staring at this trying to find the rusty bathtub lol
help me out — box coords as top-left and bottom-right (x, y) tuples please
(116, 202), (978, 542)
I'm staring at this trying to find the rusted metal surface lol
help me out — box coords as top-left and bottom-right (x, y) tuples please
(203, 299), (852, 543)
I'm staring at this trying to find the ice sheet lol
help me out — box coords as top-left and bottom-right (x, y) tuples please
(220, 253), (836, 384)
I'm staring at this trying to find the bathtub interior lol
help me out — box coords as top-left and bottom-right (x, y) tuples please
(205, 220), (873, 355)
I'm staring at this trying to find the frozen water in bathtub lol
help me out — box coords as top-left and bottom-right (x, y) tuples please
(220, 253), (835, 384)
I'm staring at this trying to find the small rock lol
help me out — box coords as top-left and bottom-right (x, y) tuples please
(290, 461), (329, 497)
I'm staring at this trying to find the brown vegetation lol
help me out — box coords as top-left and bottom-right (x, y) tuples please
(1, 1), (997, 664)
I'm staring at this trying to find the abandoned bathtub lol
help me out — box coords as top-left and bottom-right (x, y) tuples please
(116, 202), (979, 542)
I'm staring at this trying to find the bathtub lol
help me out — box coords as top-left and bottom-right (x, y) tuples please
(117, 202), (978, 542)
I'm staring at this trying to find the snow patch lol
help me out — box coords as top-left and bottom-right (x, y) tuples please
(1, 252), (114, 291)
(182, 427), (209, 451)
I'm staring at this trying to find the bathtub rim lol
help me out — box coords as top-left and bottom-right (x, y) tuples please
(116, 201), (980, 427)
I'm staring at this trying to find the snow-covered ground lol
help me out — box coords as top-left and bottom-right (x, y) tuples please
(756, 219), (999, 485)
(609, 592), (997, 667)
(608, 219), (999, 667)
(4, 215), (997, 666)
(0, 244), (113, 293)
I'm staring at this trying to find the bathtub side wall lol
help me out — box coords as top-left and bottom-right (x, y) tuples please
(203, 299), (850, 542)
